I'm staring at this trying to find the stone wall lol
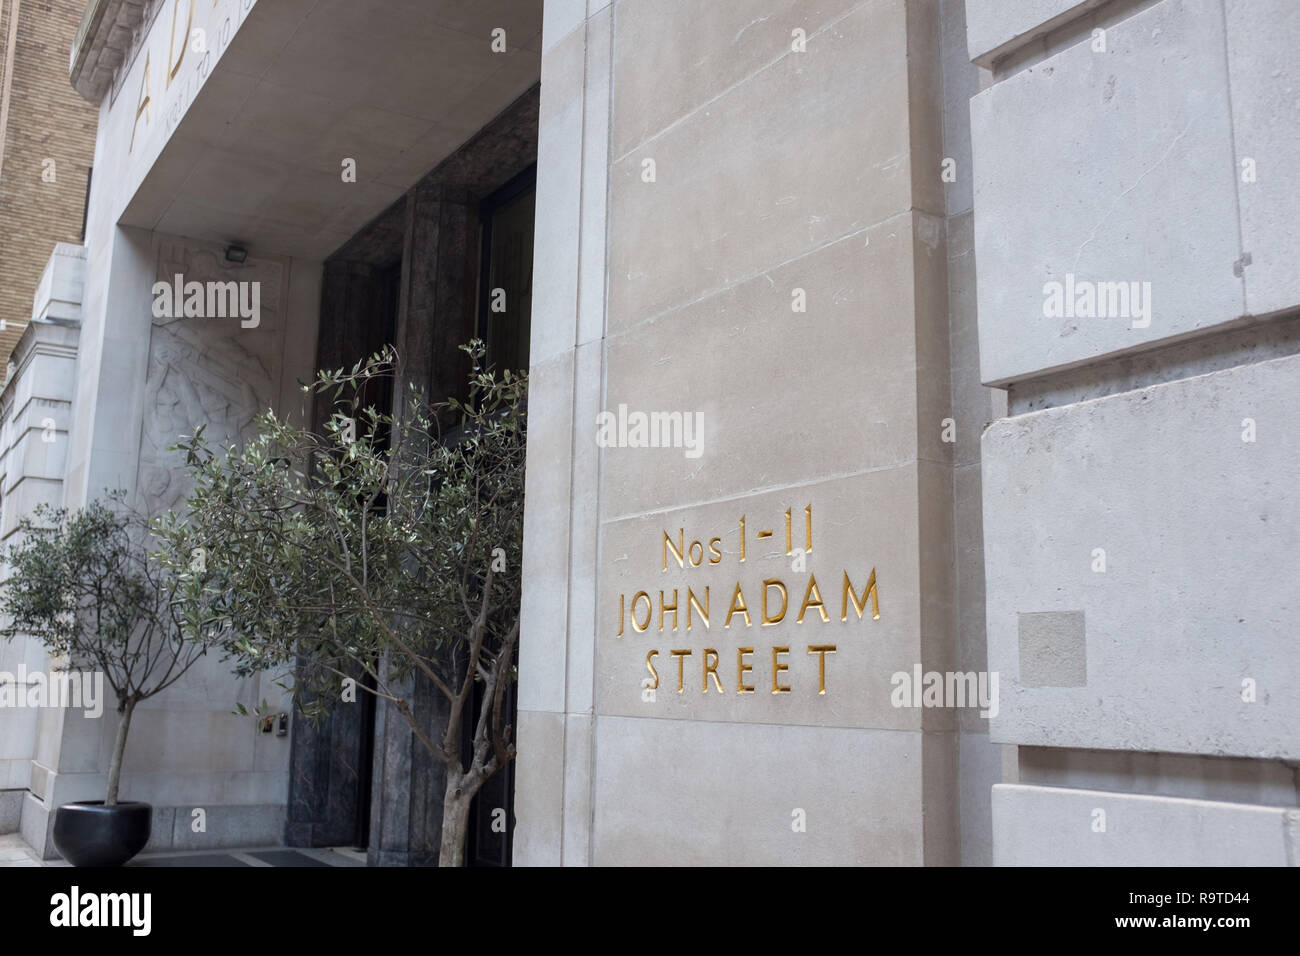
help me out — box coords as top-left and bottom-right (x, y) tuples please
(515, 0), (993, 866)
(938, 0), (1005, 867)
(0, 245), (83, 838)
(968, 0), (1300, 865)
(15, 231), (320, 858)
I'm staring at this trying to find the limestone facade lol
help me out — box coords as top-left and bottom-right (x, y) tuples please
(1, 0), (1294, 867)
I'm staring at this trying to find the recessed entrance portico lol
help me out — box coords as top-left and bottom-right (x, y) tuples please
(10, 0), (543, 864)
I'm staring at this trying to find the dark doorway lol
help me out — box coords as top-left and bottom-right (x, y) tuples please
(478, 165), (535, 377)
(290, 86), (540, 866)
(285, 260), (400, 851)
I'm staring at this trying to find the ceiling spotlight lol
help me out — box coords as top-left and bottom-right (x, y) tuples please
(224, 244), (248, 264)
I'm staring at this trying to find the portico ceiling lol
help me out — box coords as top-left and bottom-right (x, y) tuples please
(118, 0), (542, 260)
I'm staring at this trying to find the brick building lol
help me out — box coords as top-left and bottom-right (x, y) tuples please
(0, 0), (97, 367)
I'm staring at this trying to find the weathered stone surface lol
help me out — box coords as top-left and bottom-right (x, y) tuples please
(1225, 0), (1300, 318)
(993, 783), (1299, 866)
(964, 0), (1103, 66)
(69, 0), (151, 101)
(592, 715), (929, 865)
(607, 0), (913, 332)
(983, 353), (1300, 759)
(970, 0), (1242, 384)
(518, 0), (963, 867)
(1017, 612), (1086, 688)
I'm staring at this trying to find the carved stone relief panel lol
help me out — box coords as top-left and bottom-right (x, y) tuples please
(139, 239), (286, 512)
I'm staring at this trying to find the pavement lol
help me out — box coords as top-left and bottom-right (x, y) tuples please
(0, 833), (366, 867)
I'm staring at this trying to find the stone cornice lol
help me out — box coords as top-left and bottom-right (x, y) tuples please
(69, 0), (150, 103)
(0, 318), (80, 420)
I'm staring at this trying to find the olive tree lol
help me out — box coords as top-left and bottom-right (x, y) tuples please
(0, 496), (209, 805)
(157, 343), (526, 866)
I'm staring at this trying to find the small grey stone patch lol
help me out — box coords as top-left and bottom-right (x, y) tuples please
(28, 763), (48, 801)
(0, 791), (21, 835)
(1018, 611), (1087, 687)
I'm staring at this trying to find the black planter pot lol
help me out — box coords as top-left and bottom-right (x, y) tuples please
(52, 801), (152, 867)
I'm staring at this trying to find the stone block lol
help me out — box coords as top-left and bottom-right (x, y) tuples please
(993, 783), (1297, 865)
(971, 0), (1242, 384)
(512, 709), (564, 866)
(611, 0), (866, 159)
(608, 0), (913, 329)
(1225, 0), (1300, 317)
(592, 715), (927, 865)
(983, 353), (1300, 758)
(518, 351), (575, 714)
(601, 213), (928, 517)
(965, 0), (1103, 66)
(531, 27), (586, 366)
(0, 790), (22, 834)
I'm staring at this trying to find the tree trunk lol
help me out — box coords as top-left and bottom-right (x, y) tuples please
(104, 697), (136, 806)
(438, 772), (473, 867)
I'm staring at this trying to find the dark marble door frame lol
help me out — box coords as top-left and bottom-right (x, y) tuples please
(286, 85), (539, 865)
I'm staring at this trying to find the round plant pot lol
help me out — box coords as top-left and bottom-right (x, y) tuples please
(52, 801), (152, 867)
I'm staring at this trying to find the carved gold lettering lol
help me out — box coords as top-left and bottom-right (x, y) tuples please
(796, 573), (829, 623)
(631, 591), (652, 632)
(807, 644), (836, 694)
(771, 646), (791, 693)
(129, 53), (152, 153)
(670, 649), (691, 693)
(702, 648), (723, 693)
(841, 568), (880, 621)
(762, 579), (788, 626)
(687, 587), (709, 630)
(725, 582), (751, 628)
(663, 529), (685, 570)
(659, 589), (678, 632)
(168, 0), (194, 87)
(625, 510), (872, 698)
(737, 647), (755, 693)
